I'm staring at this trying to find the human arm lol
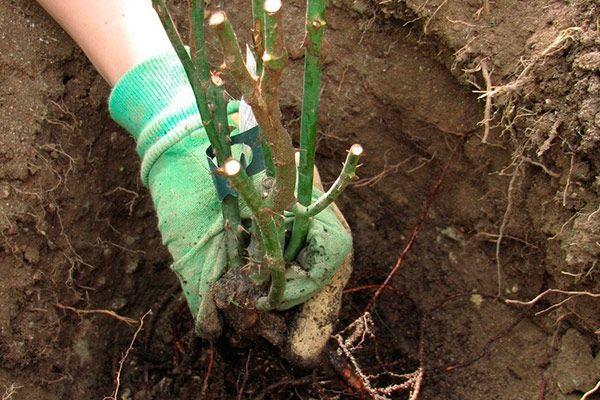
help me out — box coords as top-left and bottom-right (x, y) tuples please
(36, 0), (173, 85)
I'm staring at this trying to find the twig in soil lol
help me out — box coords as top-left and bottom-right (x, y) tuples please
(537, 119), (560, 157)
(581, 379), (600, 400)
(506, 289), (600, 309)
(495, 163), (521, 297)
(423, 0), (449, 34)
(200, 344), (216, 399)
(563, 152), (575, 207)
(104, 310), (151, 400)
(1, 384), (22, 400)
(55, 303), (138, 326)
(479, 60), (493, 143)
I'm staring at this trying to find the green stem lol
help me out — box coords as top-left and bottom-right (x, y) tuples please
(189, 0), (211, 82)
(284, 0), (327, 261)
(259, 1), (296, 212)
(284, 144), (362, 261)
(152, 0), (223, 161)
(154, 0), (242, 267)
(220, 160), (286, 309)
(262, 0), (287, 71)
(252, 0), (265, 75)
(210, 80), (244, 268)
(305, 144), (362, 216)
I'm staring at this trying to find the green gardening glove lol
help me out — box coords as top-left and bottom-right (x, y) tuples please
(108, 52), (352, 336)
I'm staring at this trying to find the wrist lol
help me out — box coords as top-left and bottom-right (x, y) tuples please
(108, 52), (203, 157)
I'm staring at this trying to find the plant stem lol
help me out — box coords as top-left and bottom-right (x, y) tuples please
(297, 0), (327, 207)
(189, 0), (211, 82)
(284, 0), (327, 260)
(259, 1), (296, 212)
(209, 10), (296, 214)
(284, 144), (362, 261)
(252, 0), (265, 75)
(154, 0), (243, 268)
(220, 160), (286, 309)
(210, 79), (244, 268)
(304, 144), (362, 216)
(262, 0), (287, 71)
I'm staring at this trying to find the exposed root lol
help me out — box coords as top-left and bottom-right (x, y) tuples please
(200, 344), (216, 399)
(423, 0), (449, 34)
(479, 60), (493, 143)
(475, 231), (537, 249)
(495, 163), (521, 297)
(47, 99), (79, 132)
(444, 313), (526, 372)
(354, 150), (415, 188)
(330, 156), (452, 399)
(103, 187), (140, 216)
(581, 379), (600, 400)
(563, 152), (575, 207)
(587, 204), (600, 222)
(332, 313), (424, 400)
(104, 310), (151, 400)
(367, 157), (451, 310)
(236, 351), (252, 400)
(474, 0), (490, 18)
(548, 212), (578, 241)
(506, 289), (600, 308)
(472, 26), (580, 148)
(55, 303), (138, 326)
(1, 384), (22, 400)
(520, 156), (559, 178)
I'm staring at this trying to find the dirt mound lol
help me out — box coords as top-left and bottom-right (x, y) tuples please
(1, 0), (598, 399)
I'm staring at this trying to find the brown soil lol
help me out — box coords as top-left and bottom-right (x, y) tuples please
(1, 0), (599, 399)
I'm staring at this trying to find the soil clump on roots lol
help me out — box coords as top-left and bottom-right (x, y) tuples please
(0, 0), (599, 399)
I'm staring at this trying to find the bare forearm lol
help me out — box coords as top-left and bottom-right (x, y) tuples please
(36, 0), (174, 85)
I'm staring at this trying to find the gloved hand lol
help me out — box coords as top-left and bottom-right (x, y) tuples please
(108, 52), (352, 339)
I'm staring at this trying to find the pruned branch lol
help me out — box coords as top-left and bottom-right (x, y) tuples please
(285, 144), (363, 261)
(209, 9), (296, 214)
(219, 159), (286, 309)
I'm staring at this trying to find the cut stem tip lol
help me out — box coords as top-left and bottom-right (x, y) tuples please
(208, 10), (226, 26)
(350, 143), (363, 156)
(264, 0), (282, 13)
(223, 159), (241, 176)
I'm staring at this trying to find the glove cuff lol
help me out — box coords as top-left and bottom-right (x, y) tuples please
(108, 52), (204, 184)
